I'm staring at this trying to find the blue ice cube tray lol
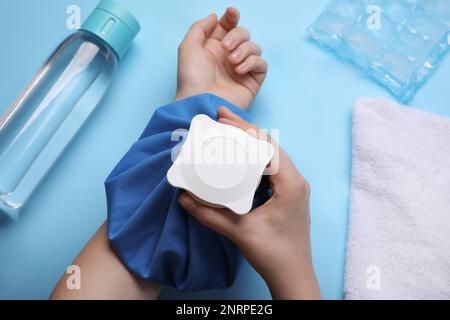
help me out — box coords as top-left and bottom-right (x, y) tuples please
(309, 0), (450, 103)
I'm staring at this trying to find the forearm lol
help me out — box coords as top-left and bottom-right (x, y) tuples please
(50, 222), (161, 300)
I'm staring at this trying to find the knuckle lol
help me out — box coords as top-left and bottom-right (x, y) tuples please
(178, 42), (185, 52)
(239, 41), (250, 50)
(237, 26), (250, 38)
(260, 58), (268, 68)
(199, 210), (216, 226)
(201, 210), (225, 230)
(191, 21), (202, 30)
(300, 179), (311, 195)
(292, 177), (310, 197)
(244, 42), (261, 54)
(254, 43), (262, 54)
(188, 23), (203, 37)
(247, 55), (259, 64)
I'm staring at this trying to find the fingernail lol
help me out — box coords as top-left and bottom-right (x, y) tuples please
(179, 194), (196, 210)
(223, 37), (235, 49)
(232, 48), (243, 60)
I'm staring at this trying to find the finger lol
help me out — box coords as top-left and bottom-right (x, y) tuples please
(218, 106), (264, 140)
(235, 55), (268, 75)
(217, 107), (303, 192)
(178, 193), (242, 240)
(217, 106), (248, 123)
(229, 41), (262, 65)
(218, 7), (240, 30)
(210, 7), (240, 41)
(181, 13), (217, 48)
(219, 117), (265, 139)
(222, 27), (251, 51)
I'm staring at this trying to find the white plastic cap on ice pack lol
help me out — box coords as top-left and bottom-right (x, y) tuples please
(167, 115), (274, 215)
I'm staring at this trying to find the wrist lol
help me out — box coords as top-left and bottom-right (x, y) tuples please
(268, 268), (321, 300)
(175, 87), (252, 110)
(175, 88), (205, 102)
(261, 257), (321, 300)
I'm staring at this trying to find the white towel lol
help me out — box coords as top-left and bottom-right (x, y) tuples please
(345, 97), (450, 300)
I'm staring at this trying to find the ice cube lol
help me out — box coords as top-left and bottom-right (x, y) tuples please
(343, 24), (383, 69)
(417, 0), (450, 27)
(309, 12), (352, 50)
(375, 48), (418, 85)
(371, 0), (414, 25)
(392, 26), (436, 61)
(327, 0), (367, 22)
(406, 10), (448, 42)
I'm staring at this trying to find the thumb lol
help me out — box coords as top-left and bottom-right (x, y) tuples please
(178, 193), (242, 241)
(181, 13), (217, 48)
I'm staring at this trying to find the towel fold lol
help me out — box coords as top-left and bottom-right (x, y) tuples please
(345, 97), (450, 300)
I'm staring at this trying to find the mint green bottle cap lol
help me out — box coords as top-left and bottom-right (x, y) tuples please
(81, 0), (140, 59)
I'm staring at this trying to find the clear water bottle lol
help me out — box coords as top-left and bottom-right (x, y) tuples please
(0, 0), (140, 219)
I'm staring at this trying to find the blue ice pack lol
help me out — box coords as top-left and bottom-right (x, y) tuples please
(105, 94), (271, 291)
(309, 0), (450, 103)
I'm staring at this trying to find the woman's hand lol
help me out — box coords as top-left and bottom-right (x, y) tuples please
(178, 107), (321, 300)
(176, 8), (268, 110)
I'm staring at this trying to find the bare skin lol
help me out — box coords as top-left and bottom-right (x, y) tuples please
(51, 8), (320, 300)
(50, 224), (160, 300)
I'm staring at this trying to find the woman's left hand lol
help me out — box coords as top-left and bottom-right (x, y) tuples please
(176, 7), (268, 110)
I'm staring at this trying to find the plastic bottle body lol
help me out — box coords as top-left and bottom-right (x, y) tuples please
(0, 31), (118, 218)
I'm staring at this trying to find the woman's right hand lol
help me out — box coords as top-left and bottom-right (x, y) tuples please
(178, 107), (321, 300)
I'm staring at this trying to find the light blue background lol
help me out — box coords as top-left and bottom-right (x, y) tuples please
(1, 0), (449, 300)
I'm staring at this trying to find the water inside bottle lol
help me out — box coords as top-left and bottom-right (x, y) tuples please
(0, 35), (116, 215)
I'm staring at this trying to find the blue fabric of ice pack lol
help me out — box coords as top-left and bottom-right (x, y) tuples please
(309, 0), (450, 103)
(105, 94), (271, 291)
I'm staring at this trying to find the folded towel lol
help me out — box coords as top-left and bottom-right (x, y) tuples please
(345, 97), (450, 300)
